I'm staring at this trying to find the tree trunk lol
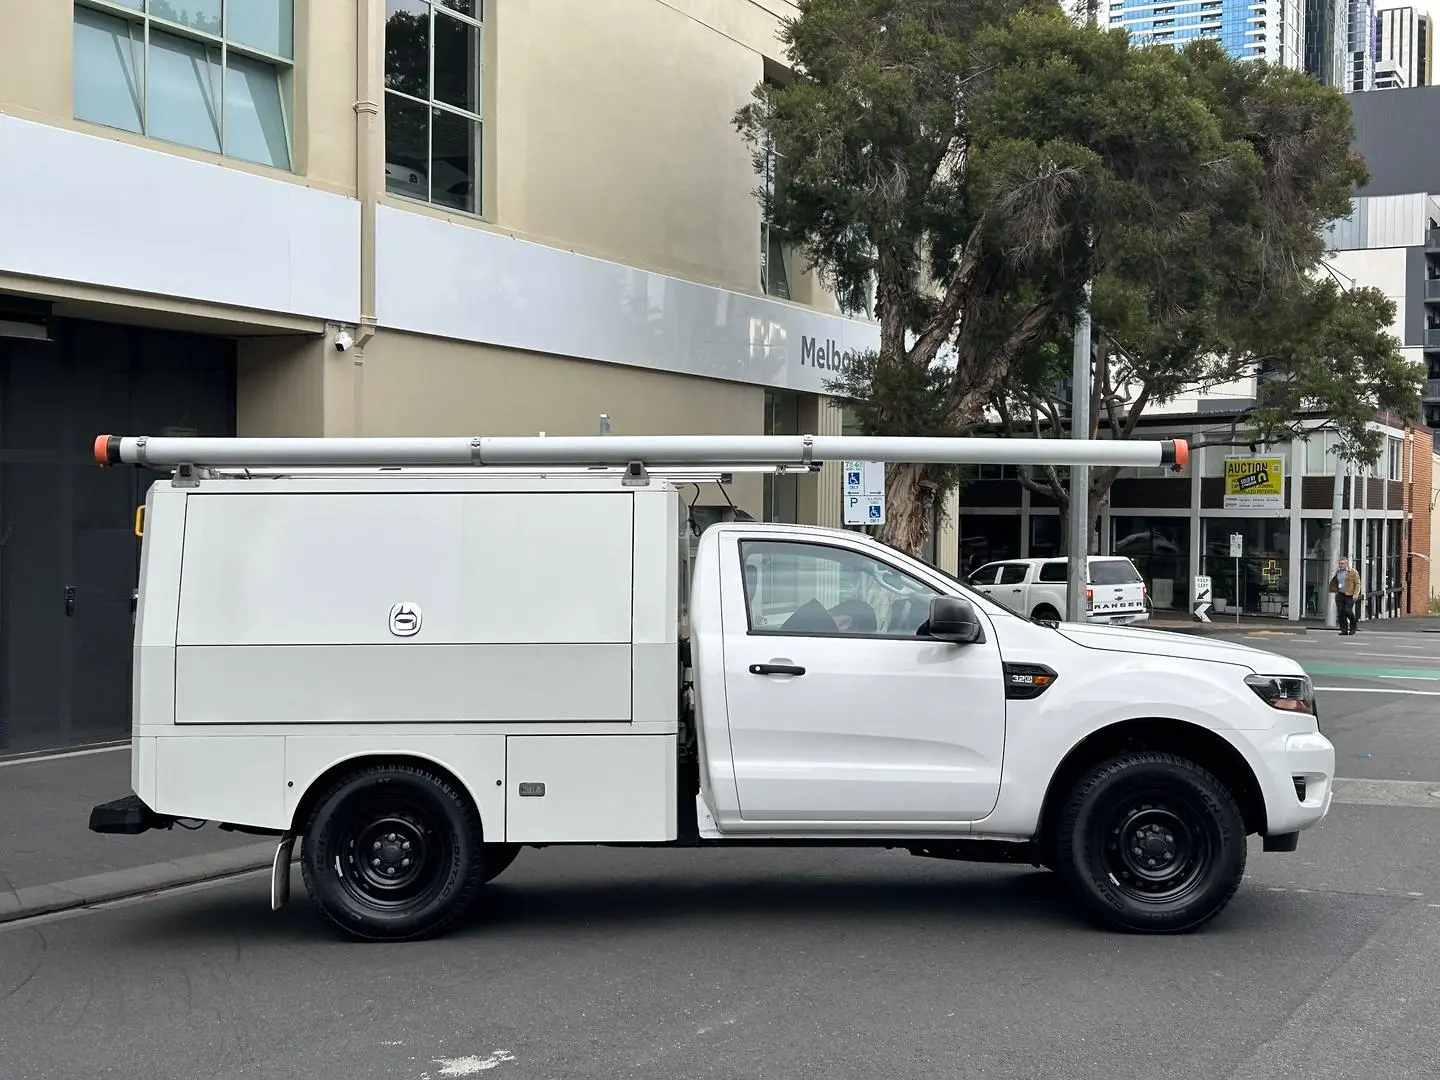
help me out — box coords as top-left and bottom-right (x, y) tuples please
(1085, 466), (1121, 555)
(875, 463), (932, 557)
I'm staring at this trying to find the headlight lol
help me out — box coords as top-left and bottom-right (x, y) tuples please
(1245, 674), (1316, 717)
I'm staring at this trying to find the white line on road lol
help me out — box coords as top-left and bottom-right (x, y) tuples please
(0, 743), (127, 769)
(1317, 686), (1440, 696)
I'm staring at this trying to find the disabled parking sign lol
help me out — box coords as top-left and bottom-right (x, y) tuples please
(842, 460), (886, 526)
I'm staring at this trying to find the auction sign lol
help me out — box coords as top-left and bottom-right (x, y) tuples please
(1223, 455), (1284, 509)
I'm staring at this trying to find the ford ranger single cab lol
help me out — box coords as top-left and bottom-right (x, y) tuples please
(86, 437), (1334, 944)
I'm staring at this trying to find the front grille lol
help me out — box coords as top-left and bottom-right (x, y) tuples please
(1293, 776), (1307, 802)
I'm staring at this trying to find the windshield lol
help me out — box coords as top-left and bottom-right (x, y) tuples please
(1089, 559), (1142, 585)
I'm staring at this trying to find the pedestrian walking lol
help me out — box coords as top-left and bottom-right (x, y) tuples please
(1328, 556), (1362, 635)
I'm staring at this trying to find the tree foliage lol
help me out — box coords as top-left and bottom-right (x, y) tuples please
(735, 0), (1421, 557)
(994, 40), (1418, 543)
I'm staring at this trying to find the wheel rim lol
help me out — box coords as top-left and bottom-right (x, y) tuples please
(334, 794), (451, 912)
(1098, 788), (1215, 905)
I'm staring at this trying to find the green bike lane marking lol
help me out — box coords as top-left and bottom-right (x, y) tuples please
(1302, 662), (1440, 681)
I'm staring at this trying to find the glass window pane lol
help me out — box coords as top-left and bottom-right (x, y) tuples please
(430, 108), (480, 213)
(227, 0), (294, 58)
(74, 7), (145, 135)
(146, 29), (221, 153)
(224, 55), (291, 169)
(440, 0), (479, 17)
(434, 10), (481, 113)
(384, 93), (430, 200)
(385, 0), (431, 99)
(149, 0), (222, 36)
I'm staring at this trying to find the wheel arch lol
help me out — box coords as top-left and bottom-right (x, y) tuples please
(289, 753), (488, 839)
(1036, 717), (1267, 864)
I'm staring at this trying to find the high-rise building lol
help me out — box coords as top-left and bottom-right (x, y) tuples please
(1377, 6), (1434, 87)
(1347, 0), (1380, 90)
(1306, 0), (1352, 85)
(1100, 0), (1305, 68)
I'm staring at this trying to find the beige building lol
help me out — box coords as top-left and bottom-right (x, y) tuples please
(0, 0), (967, 754)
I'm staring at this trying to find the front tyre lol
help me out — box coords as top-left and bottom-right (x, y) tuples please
(301, 763), (486, 942)
(1053, 752), (1247, 933)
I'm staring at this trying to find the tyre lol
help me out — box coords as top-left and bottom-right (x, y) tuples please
(480, 842), (521, 884)
(300, 763), (486, 942)
(1052, 751), (1247, 933)
(1032, 605), (1061, 624)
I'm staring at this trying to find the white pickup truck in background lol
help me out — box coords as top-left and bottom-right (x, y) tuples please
(85, 431), (1332, 945)
(967, 555), (1149, 625)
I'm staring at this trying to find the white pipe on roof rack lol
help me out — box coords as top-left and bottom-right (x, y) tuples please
(191, 464), (817, 481)
(95, 433), (1188, 471)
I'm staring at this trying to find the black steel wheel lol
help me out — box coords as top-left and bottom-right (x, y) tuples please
(300, 763), (486, 942)
(1031, 605), (1061, 624)
(1053, 751), (1246, 933)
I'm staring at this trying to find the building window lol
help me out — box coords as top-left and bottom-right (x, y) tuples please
(760, 138), (793, 299)
(384, 0), (484, 216)
(1112, 516), (1190, 610)
(73, 0), (294, 171)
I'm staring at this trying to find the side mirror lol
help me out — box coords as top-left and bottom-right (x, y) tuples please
(926, 596), (984, 645)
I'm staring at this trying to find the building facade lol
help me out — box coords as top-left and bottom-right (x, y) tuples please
(1347, 0), (1380, 91)
(0, 0), (948, 755)
(1377, 6), (1433, 87)
(1102, 0), (1305, 67)
(1307, 0), (1352, 85)
(957, 414), (1435, 624)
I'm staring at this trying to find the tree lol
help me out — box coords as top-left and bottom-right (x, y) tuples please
(989, 41), (1419, 551)
(734, 2), (1294, 556)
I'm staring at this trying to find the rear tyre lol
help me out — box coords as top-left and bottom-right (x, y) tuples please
(300, 763), (486, 942)
(481, 842), (522, 884)
(1053, 752), (1246, 934)
(1031, 605), (1061, 624)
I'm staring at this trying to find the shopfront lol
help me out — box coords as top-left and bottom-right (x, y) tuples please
(1200, 518), (1291, 618)
(1112, 515), (1190, 611)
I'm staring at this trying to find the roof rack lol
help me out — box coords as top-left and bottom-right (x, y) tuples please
(94, 433), (1188, 472)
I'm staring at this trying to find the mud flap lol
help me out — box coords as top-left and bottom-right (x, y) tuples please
(270, 833), (297, 911)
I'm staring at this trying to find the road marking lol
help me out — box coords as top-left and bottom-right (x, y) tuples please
(1333, 777), (1440, 808)
(1305, 663), (1440, 680)
(433, 1051), (516, 1076)
(1317, 686), (1440, 696)
(0, 743), (127, 768)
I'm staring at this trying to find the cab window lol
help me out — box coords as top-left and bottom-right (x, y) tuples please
(740, 540), (940, 638)
(967, 563), (1000, 587)
(996, 563), (1029, 585)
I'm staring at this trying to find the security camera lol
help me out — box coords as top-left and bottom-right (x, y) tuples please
(334, 330), (353, 352)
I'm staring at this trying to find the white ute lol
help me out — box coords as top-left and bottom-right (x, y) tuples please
(87, 431), (1335, 942)
(967, 555), (1150, 625)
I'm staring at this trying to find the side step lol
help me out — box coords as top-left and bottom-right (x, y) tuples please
(89, 794), (176, 835)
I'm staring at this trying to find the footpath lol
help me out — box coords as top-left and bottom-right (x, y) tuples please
(0, 744), (280, 924)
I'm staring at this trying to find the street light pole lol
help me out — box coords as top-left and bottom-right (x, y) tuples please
(1066, 281), (1093, 623)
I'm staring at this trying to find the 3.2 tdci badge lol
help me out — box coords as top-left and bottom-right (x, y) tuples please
(388, 602), (422, 637)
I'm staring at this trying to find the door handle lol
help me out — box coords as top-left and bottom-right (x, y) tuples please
(64, 585), (75, 617)
(750, 663), (806, 677)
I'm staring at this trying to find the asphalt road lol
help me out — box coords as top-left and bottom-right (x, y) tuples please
(3, 627), (1439, 1080)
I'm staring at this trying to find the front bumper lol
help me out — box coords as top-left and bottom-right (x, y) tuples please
(89, 793), (175, 835)
(1245, 725), (1336, 838)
